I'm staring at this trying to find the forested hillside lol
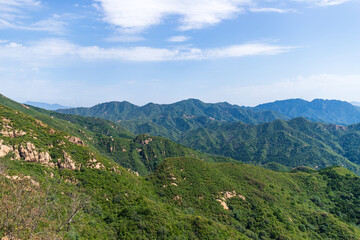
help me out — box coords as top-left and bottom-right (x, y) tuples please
(180, 117), (360, 174)
(57, 99), (286, 140)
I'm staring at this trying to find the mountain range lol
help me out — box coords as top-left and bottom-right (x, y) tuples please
(253, 98), (360, 125)
(180, 117), (360, 174)
(2, 94), (360, 239)
(56, 99), (360, 142)
(58, 98), (360, 125)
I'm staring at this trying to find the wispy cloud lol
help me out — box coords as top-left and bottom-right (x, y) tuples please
(0, 0), (40, 20)
(249, 8), (296, 13)
(0, 15), (68, 34)
(168, 35), (190, 43)
(0, 39), (294, 65)
(0, 1), (68, 34)
(293, 0), (351, 6)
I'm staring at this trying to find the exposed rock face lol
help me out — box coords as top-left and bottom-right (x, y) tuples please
(35, 119), (47, 128)
(4, 174), (39, 187)
(19, 142), (54, 168)
(140, 138), (153, 145)
(0, 140), (13, 157)
(88, 158), (105, 169)
(173, 195), (182, 205)
(0, 118), (26, 138)
(216, 191), (246, 210)
(66, 136), (85, 146)
(57, 151), (77, 170)
(127, 169), (139, 176)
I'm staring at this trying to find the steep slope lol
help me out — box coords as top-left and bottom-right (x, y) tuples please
(254, 99), (360, 125)
(0, 102), (247, 239)
(150, 157), (360, 239)
(2, 102), (360, 239)
(57, 99), (286, 140)
(0, 95), (232, 175)
(180, 118), (360, 174)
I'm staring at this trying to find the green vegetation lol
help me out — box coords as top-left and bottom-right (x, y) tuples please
(2, 96), (360, 239)
(0, 95), (233, 175)
(149, 157), (360, 239)
(180, 117), (360, 174)
(57, 99), (285, 140)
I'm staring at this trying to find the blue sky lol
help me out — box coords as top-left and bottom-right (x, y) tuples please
(0, 0), (359, 107)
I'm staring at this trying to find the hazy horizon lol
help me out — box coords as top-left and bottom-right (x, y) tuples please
(21, 97), (360, 109)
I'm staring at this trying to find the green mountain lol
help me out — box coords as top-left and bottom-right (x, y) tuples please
(2, 96), (360, 239)
(0, 95), (233, 176)
(180, 117), (360, 174)
(253, 99), (360, 125)
(57, 99), (286, 140)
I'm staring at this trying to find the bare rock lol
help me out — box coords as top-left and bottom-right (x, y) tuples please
(57, 151), (77, 170)
(66, 136), (85, 146)
(0, 140), (13, 157)
(0, 118), (26, 138)
(216, 191), (246, 210)
(88, 158), (105, 169)
(19, 142), (54, 167)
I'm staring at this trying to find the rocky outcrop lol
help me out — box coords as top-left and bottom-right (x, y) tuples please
(35, 119), (47, 128)
(140, 138), (153, 145)
(216, 191), (246, 210)
(127, 169), (140, 176)
(57, 151), (77, 170)
(0, 140), (13, 157)
(0, 118), (26, 138)
(66, 136), (85, 146)
(19, 142), (54, 167)
(88, 158), (105, 169)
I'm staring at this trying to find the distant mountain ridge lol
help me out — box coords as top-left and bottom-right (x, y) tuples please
(25, 101), (72, 111)
(253, 98), (360, 125)
(57, 99), (286, 140)
(180, 117), (360, 174)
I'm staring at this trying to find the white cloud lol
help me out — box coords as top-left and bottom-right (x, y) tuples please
(0, 39), (293, 65)
(0, 1), (68, 34)
(94, 0), (351, 33)
(0, 0), (40, 19)
(0, 15), (67, 34)
(215, 74), (360, 106)
(250, 8), (295, 13)
(95, 0), (252, 32)
(168, 35), (190, 43)
(293, 0), (351, 6)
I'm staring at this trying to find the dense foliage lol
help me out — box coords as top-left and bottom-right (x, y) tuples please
(57, 99), (285, 140)
(2, 96), (360, 239)
(180, 117), (360, 174)
(0, 95), (232, 175)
